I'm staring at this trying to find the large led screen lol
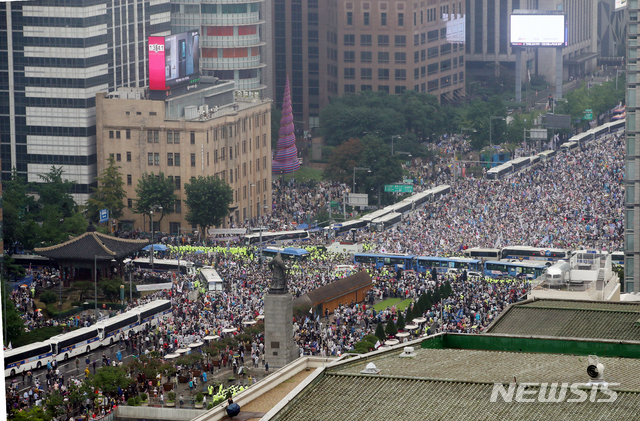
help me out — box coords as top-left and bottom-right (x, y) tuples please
(510, 14), (567, 47)
(149, 30), (200, 91)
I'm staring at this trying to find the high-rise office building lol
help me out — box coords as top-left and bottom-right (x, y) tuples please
(0, 0), (171, 204)
(273, 0), (466, 131)
(171, 0), (272, 99)
(625, 1), (638, 293)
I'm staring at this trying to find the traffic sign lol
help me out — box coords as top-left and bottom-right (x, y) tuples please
(583, 109), (593, 120)
(384, 184), (414, 193)
(99, 209), (109, 223)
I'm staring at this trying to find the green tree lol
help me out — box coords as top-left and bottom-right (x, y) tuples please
(3, 169), (39, 251)
(461, 96), (506, 150)
(396, 312), (405, 331)
(323, 138), (364, 184)
(375, 322), (386, 342)
(85, 365), (134, 394)
(40, 291), (57, 305)
(359, 135), (403, 198)
(86, 156), (126, 224)
(44, 390), (67, 420)
(133, 172), (178, 231)
(12, 406), (47, 421)
(385, 318), (398, 336)
(101, 277), (124, 302)
(184, 175), (234, 232)
(35, 166), (77, 218)
(74, 281), (94, 302)
(3, 255), (26, 281)
(1, 281), (26, 345)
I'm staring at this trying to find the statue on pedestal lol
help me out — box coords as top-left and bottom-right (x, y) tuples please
(268, 252), (288, 294)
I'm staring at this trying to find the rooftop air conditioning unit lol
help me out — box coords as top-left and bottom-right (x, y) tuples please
(399, 347), (416, 358)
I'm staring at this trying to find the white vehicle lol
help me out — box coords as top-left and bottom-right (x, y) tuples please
(4, 342), (55, 377)
(200, 267), (224, 292)
(126, 258), (196, 276)
(328, 242), (363, 254)
(96, 312), (140, 346)
(50, 327), (102, 362)
(137, 299), (172, 327)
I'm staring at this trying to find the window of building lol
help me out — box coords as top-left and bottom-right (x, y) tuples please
(175, 200), (182, 214)
(174, 132), (180, 144)
(116, 131), (121, 139)
(154, 153), (160, 165)
(378, 51), (389, 63)
(428, 29), (438, 42)
(361, 68), (372, 79)
(421, 66), (426, 77)
(242, 140), (247, 154)
(230, 169), (234, 182)
(421, 33), (426, 44)
(395, 35), (406, 47)
(364, 11), (370, 25)
(149, 111), (157, 116)
(395, 85), (406, 94)
(148, 153), (153, 166)
(361, 34), (372, 46)
(127, 199), (133, 208)
(126, 129), (131, 139)
(127, 174), (132, 185)
(191, 153), (196, 167)
(263, 156), (267, 169)
(110, 153), (114, 160)
(440, 44), (451, 55)
(347, 11), (353, 25)
(167, 153), (174, 166)
(378, 85), (390, 92)
(344, 51), (356, 62)
(381, 12), (387, 26)
(428, 46), (439, 58)
(344, 84), (356, 93)
(175, 176), (181, 189)
(378, 68), (389, 80)
(398, 12), (404, 26)
(441, 59), (452, 71)
(167, 131), (173, 144)
(263, 134), (267, 147)
(147, 130), (159, 143)
(175, 153), (181, 166)
(428, 79), (439, 91)
(361, 84), (373, 91)
(414, 34), (420, 46)
(428, 63), (438, 75)
(169, 222), (181, 235)
(126, 151), (131, 162)
(361, 51), (372, 63)
(421, 49), (426, 61)
(344, 68), (356, 79)
(414, 68), (420, 79)
(191, 131), (195, 144)
(378, 35), (389, 46)
(109, 131), (114, 139)
(395, 52), (406, 64)
(344, 34), (355, 45)
(440, 75), (451, 87)
(395, 69), (406, 80)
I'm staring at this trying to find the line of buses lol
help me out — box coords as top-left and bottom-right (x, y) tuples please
(4, 300), (172, 378)
(487, 119), (625, 180)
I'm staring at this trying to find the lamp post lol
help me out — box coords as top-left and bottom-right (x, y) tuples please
(149, 205), (162, 270)
(489, 116), (505, 165)
(125, 261), (133, 303)
(352, 166), (371, 193)
(457, 128), (475, 181)
(391, 135), (402, 155)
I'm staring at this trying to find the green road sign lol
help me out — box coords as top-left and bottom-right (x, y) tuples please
(583, 109), (593, 121)
(384, 184), (414, 193)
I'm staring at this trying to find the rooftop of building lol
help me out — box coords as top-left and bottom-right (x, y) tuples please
(484, 298), (640, 341)
(266, 334), (640, 421)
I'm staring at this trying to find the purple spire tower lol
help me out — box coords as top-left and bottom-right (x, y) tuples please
(272, 76), (300, 174)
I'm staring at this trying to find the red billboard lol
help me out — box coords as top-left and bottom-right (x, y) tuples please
(148, 31), (200, 91)
(149, 36), (166, 90)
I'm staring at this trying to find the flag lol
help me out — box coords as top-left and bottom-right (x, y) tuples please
(8, 342), (12, 350)
(374, 340), (381, 349)
(309, 307), (313, 314)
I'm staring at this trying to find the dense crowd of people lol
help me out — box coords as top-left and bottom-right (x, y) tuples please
(6, 128), (624, 419)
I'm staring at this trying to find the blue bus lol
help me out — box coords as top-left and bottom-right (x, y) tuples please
(483, 260), (547, 279)
(416, 257), (482, 274)
(501, 246), (571, 263)
(260, 247), (310, 261)
(353, 253), (416, 271)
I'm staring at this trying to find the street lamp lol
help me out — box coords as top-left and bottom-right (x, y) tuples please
(149, 205), (162, 270)
(353, 166), (371, 193)
(391, 135), (402, 155)
(124, 261), (134, 304)
(95, 255), (117, 317)
(489, 116), (505, 153)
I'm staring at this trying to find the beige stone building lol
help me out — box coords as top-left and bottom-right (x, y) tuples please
(96, 82), (272, 235)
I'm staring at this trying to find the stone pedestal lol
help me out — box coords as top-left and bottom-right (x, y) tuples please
(264, 292), (298, 370)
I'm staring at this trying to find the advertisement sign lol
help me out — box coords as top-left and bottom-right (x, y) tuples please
(149, 30), (200, 91)
(384, 185), (414, 193)
(149, 36), (166, 90)
(615, 0), (627, 9)
(234, 90), (261, 100)
(510, 14), (567, 47)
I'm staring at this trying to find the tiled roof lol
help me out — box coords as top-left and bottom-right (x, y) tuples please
(292, 271), (371, 308)
(35, 232), (148, 261)
(272, 373), (640, 421)
(485, 299), (640, 341)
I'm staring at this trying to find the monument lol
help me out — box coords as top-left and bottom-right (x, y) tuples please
(264, 253), (298, 369)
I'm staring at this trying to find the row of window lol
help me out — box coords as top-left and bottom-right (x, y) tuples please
(341, 29), (451, 50)
(141, 152), (268, 174)
(341, 72), (463, 94)
(345, 4), (462, 27)
(345, 50), (462, 65)
(346, 11), (404, 27)
(344, 61), (461, 80)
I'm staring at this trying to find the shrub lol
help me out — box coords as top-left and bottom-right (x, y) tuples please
(40, 291), (58, 305)
(385, 319), (397, 336)
(362, 335), (379, 344)
(140, 393), (148, 402)
(134, 396), (141, 405)
(375, 323), (386, 342)
(167, 391), (176, 402)
(127, 397), (137, 406)
(196, 392), (204, 403)
(207, 403), (214, 410)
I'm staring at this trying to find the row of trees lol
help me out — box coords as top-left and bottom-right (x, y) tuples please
(3, 157), (233, 251)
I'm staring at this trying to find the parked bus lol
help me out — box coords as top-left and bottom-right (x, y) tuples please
(463, 248), (502, 261)
(501, 246), (571, 263)
(97, 313), (140, 346)
(370, 212), (402, 231)
(416, 257), (482, 274)
(538, 150), (557, 163)
(137, 300), (172, 327)
(199, 267), (224, 292)
(611, 251), (624, 266)
(353, 253), (416, 271)
(50, 327), (102, 362)
(4, 342), (55, 377)
(486, 163), (513, 180)
(483, 260), (547, 279)
(127, 258), (196, 276)
(243, 230), (310, 246)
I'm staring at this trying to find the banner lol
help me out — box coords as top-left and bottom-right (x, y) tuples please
(136, 282), (172, 292)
